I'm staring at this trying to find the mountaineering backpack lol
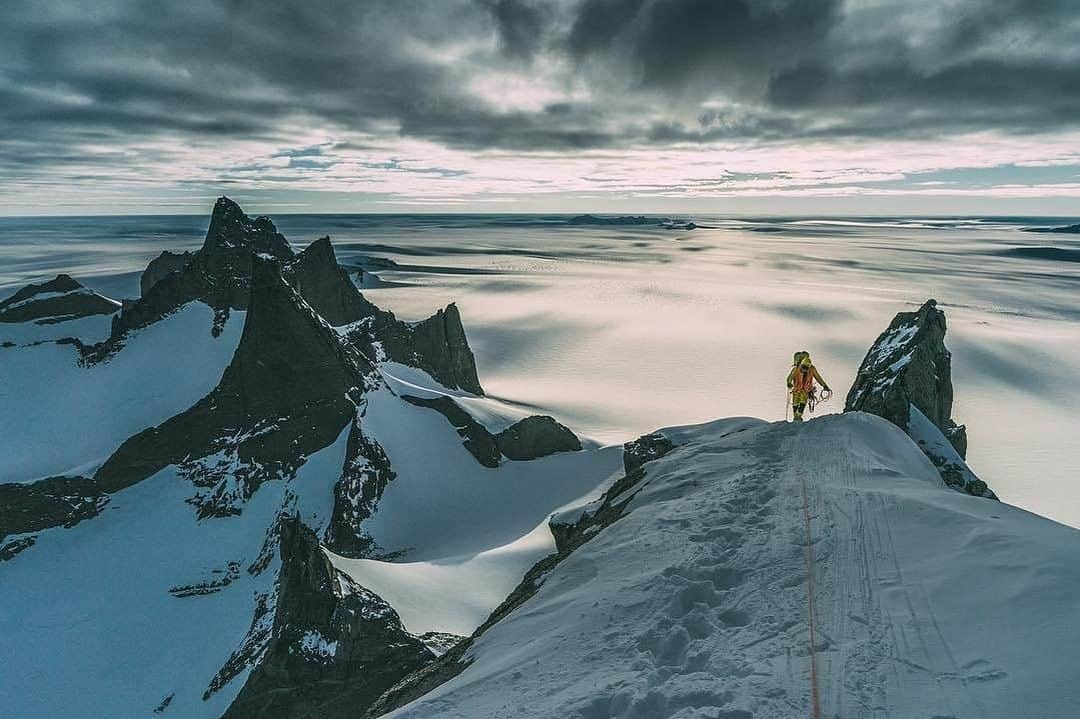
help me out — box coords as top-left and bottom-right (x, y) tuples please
(792, 365), (815, 393)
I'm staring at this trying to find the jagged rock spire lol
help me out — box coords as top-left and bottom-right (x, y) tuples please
(845, 299), (994, 498)
(846, 299), (961, 450)
(223, 517), (434, 719)
(203, 196), (292, 258)
(94, 259), (375, 501)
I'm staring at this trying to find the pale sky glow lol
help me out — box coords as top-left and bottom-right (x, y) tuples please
(1, 0), (1078, 215)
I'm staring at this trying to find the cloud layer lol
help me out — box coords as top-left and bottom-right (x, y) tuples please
(1, 0), (1079, 212)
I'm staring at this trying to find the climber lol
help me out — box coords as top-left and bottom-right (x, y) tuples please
(787, 352), (831, 422)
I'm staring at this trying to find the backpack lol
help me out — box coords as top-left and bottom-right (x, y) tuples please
(792, 366), (815, 393)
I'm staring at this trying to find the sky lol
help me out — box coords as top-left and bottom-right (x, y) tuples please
(1, 0), (1079, 216)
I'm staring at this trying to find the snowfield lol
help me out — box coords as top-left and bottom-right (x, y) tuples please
(330, 383), (623, 635)
(357, 385), (623, 561)
(389, 412), (1080, 719)
(0, 303), (244, 483)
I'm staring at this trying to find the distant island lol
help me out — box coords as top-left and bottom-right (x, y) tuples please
(568, 214), (697, 229)
(1025, 222), (1080, 234)
(567, 214), (663, 226)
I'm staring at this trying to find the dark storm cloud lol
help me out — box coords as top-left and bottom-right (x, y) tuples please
(482, 0), (552, 60)
(0, 0), (1078, 178)
(569, 0), (839, 91)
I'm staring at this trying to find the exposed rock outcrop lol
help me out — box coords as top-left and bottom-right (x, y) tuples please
(845, 299), (995, 498)
(279, 234), (484, 393)
(0, 274), (118, 324)
(401, 396), (582, 467)
(495, 415), (582, 460)
(140, 250), (192, 296)
(87, 197), (484, 395)
(0, 475), (107, 547)
(283, 236), (370, 326)
(97, 197), (295, 352)
(401, 395), (501, 467)
(223, 518), (434, 719)
(345, 303), (484, 395)
(94, 259), (374, 510)
(323, 420), (398, 558)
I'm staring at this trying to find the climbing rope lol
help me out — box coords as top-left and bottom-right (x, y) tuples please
(807, 388), (833, 415)
(799, 468), (823, 719)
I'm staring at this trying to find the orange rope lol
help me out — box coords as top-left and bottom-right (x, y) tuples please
(800, 471), (823, 719)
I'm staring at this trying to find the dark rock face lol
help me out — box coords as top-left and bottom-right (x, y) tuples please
(402, 395), (501, 468)
(283, 236), (370, 326)
(0, 475), (107, 545)
(401, 396), (582, 466)
(354, 303), (484, 395)
(324, 420), (398, 558)
(223, 518), (434, 719)
(99, 197), (296, 350)
(0, 274), (118, 324)
(140, 251), (192, 296)
(846, 300), (959, 446)
(845, 299), (994, 498)
(94, 260), (373, 508)
(363, 430), (675, 718)
(280, 236), (484, 393)
(622, 432), (677, 474)
(495, 415), (581, 460)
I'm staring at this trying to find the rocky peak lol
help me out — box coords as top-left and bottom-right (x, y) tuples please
(1, 274), (81, 306)
(223, 517), (434, 719)
(95, 198), (295, 351)
(495, 415), (582, 460)
(846, 300), (960, 448)
(203, 196), (292, 259)
(140, 250), (192, 296)
(845, 299), (994, 498)
(93, 259), (377, 509)
(360, 302), (484, 395)
(283, 236), (370, 326)
(0, 273), (118, 324)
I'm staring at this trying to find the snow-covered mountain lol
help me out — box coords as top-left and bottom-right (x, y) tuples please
(0, 198), (619, 717)
(2, 198), (1078, 718)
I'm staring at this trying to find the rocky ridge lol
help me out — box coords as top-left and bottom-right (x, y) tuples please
(223, 517), (435, 719)
(94, 258), (375, 514)
(0, 274), (118, 324)
(94, 197), (294, 355)
(402, 395), (582, 466)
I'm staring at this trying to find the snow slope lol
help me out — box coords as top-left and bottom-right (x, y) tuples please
(0, 425), (350, 718)
(328, 520), (555, 636)
(0, 310), (115, 345)
(358, 386), (622, 560)
(389, 412), (1080, 718)
(327, 384), (622, 636)
(0, 303), (244, 483)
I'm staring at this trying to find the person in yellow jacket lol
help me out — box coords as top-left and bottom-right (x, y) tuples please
(787, 352), (830, 421)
